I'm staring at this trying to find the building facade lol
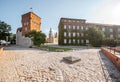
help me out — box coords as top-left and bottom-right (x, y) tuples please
(46, 28), (58, 44)
(21, 12), (41, 35)
(16, 11), (41, 47)
(58, 18), (120, 45)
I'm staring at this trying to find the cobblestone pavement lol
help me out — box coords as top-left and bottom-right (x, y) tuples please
(0, 45), (120, 82)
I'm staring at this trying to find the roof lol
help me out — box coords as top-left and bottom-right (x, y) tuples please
(61, 17), (86, 21)
(22, 11), (41, 19)
(17, 27), (22, 32)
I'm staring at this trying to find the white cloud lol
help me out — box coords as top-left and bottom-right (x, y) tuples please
(89, 0), (120, 25)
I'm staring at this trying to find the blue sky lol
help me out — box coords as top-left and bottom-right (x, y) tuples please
(0, 0), (120, 37)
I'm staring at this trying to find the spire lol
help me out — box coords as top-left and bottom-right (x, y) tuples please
(49, 28), (53, 38)
(50, 28), (52, 32)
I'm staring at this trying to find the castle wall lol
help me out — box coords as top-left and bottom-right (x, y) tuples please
(16, 31), (33, 47)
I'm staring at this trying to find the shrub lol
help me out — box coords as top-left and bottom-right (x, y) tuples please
(25, 30), (46, 46)
(102, 38), (118, 47)
(87, 27), (104, 47)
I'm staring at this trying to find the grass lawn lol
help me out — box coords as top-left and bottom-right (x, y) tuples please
(39, 45), (72, 52)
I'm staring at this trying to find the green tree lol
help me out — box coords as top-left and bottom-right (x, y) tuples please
(25, 30), (46, 46)
(102, 38), (118, 47)
(58, 22), (64, 45)
(0, 21), (11, 40)
(10, 33), (16, 44)
(87, 27), (104, 47)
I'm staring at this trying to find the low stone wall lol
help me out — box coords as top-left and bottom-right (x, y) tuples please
(16, 31), (33, 47)
(101, 48), (120, 71)
(0, 47), (3, 55)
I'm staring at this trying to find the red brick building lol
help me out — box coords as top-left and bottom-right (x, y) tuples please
(21, 12), (41, 35)
(58, 18), (120, 45)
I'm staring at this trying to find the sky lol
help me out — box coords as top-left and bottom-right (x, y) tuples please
(0, 0), (120, 37)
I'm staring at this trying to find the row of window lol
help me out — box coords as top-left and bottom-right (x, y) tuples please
(64, 32), (84, 37)
(64, 25), (120, 32)
(64, 39), (89, 44)
(64, 32), (120, 38)
(64, 25), (88, 30)
(102, 28), (113, 32)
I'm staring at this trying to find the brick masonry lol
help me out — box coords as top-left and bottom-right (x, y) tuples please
(21, 12), (41, 36)
(58, 18), (120, 45)
(101, 48), (120, 71)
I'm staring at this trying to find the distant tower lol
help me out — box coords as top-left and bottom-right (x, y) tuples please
(54, 32), (58, 38)
(21, 11), (41, 36)
(49, 28), (53, 43)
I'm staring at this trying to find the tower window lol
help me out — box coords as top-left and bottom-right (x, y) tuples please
(24, 22), (26, 26)
(25, 27), (27, 31)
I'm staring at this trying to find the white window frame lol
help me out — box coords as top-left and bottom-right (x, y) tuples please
(24, 22), (26, 26)
(27, 22), (29, 25)
(64, 25), (66, 29)
(77, 21), (79, 23)
(69, 39), (71, 44)
(86, 40), (89, 43)
(110, 28), (113, 32)
(64, 32), (66, 37)
(102, 28), (105, 31)
(73, 32), (76, 37)
(81, 33), (84, 37)
(64, 39), (67, 44)
(77, 26), (79, 30)
(64, 20), (67, 22)
(25, 27), (27, 31)
(73, 39), (75, 44)
(73, 25), (75, 29)
(86, 27), (88, 30)
(69, 32), (71, 37)
(73, 20), (75, 22)
(81, 40), (84, 43)
(81, 26), (83, 30)
(68, 20), (71, 22)
(110, 34), (113, 38)
(77, 33), (79, 36)
(69, 25), (71, 29)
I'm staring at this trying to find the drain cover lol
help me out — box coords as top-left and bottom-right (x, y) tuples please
(63, 56), (81, 64)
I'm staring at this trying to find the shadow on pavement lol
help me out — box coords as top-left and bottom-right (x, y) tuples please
(98, 51), (120, 82)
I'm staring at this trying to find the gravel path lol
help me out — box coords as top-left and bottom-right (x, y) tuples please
(0, 45), (120, 82)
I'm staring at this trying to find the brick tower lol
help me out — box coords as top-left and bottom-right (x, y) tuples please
(21, 12), (41, 35)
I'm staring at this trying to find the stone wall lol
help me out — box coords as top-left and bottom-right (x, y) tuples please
(101, 48), (120, 71)
(16, 31), (33, 47)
